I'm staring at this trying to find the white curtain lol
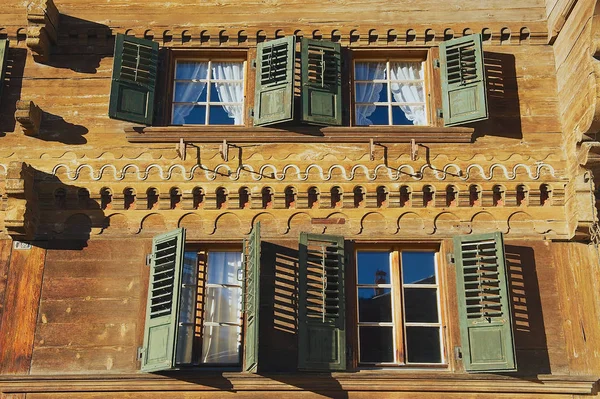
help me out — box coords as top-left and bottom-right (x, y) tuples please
(201, 252), (242, 364)
(212, 62), (244, 125)
(355, 62), (385, 125)
(172, 62), (208, 124)
(389, 62), (427, 126)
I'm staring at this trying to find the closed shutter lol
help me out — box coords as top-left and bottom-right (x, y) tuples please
(440, 33), (488, 126)
(0, 39), (8, 100)
(254, 36), (295, 126)
(301, 39), (342, 126)
(243, 222), (261, 372)
(454, 232), (516, 372)
(109, 33), (158, 125)
(141, 228), (187, 372)
(298, 233), (346, 371)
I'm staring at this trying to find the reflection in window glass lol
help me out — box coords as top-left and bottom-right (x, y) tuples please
(402, 252), (436, 284)
(357, 252), (390, 285)
(172, 60), (245, 125)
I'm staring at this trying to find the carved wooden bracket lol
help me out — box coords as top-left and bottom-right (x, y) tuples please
(4, 162), (39, 239)
(26, 0), (59, 62)
(15, 100), (42, 136)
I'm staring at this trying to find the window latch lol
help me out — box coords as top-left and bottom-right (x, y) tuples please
(446, 253), (455, 265)
(454, 346), (463, 360)
(251, 59), (257, 69)
(437, 108), (443, 119)
(433, 59), (440, 69)
(137, 346), (144, 361)
(145, 254), (153, 266)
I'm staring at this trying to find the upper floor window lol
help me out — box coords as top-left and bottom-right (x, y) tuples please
(354, 61), (427, 126)
(172, 60), (245, 125)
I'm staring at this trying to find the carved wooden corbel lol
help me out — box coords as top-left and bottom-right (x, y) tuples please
(15, 100), (42, 136)
(4, 162), (39, 239)
(26, 0), (60, 62)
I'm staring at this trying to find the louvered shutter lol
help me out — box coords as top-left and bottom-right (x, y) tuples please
(141, 228), (187, 372)
(243, 222), (261, 372)
(298, 233), (346, 371)
(109, 34), (158, 125)
(254, 36), (295, 126)
(454, 232), (516, 372)
(0, 39), (8, 100)
(440, 34), (488, 126)
(301, 39), (342, 126)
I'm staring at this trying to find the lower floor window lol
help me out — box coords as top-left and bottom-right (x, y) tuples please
(356, 249), (443, 365)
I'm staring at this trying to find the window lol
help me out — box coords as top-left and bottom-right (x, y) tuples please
(0, 39), (7, 100)
(354, 61), (427, 126)
(172, 60), (245, 125)
(356, 249), (442, 365)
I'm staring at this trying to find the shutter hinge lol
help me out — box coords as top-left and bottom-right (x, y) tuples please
(446, 252), (455, 265)
(251, 59), (256, 69)
(248, 107), (254, 118)
(433, 59), (440, 69)
(145, 254), (153, 266)
(437, 108), (443, 118)
(137, 346), (144, 361)
(454, 346), (463, 360)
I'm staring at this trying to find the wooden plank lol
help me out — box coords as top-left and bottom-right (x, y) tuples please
(0, 241), (13, 337)
(35, 323), (137, 347)
(0, 245), (46, 374)
(30, 347), (138, 373)
(37, 299), (141, 324)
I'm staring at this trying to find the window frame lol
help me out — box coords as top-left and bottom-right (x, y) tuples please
(162, 49), (250, 127)
(351, 243), (448, 369)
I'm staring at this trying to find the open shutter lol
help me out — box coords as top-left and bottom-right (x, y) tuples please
(243, 222), (261, 372)
(254, 36), (295, 126)
(298, 233), (346, 370)
(440, 33), (488, 126)
(0, 39), (8, 100)
(141, 228), (187, 372)
(301, 39), (342, 126)
(109, 33), (158, 124)
(454, 232), (516, 372)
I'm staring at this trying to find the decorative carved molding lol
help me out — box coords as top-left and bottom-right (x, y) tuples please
(14, 100), (42, 136)
(3, 162), (39, 239)
(26, 0), (59, 62)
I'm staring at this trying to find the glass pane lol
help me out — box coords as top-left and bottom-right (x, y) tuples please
(207, 252), (242, 285)
(390, 82), (425, 103)
(204, 286), (242, 324)
(355, 82), (388, 103)
(404, 288), (439, 323)
(200, 325), (241, 364)
(172, 104), (206, 125)
(357, 252), (390, 285)
(392, 105), (415, 126)
(402, 252), (436, 284)
(359, 326), (394, 363)
(175, 324), (194, 364)
(176, 61), (209, 80)
(211, 62), (244, 80)
(358, 288), (392, 322)
(174, 82), (207, 103)
(175, 252), (198, 365)
(406, 326), (442, 363)
(209, 105), (237, 125)
(364, 105), (389, 125)
(354, 62), (386, 80)
(213, 82), (244, 103)
(389, 61), (424, 80)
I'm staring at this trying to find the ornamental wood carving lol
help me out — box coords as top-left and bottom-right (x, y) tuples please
(26, 0), (59, 62)
(4, 162), (38, 239)
(14, 100), (42, 136)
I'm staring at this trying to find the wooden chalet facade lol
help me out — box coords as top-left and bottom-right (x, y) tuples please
(1, 0), (600, 397)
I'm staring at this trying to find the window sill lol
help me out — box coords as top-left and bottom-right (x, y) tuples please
(124, 125), (474, 144)
(0, 372), (596, 394)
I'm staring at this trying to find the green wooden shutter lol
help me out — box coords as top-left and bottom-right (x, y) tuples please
(0, 39), (8, 100)
(301, 39), (342, 126)
(298, 233), (346, 370)
(440, 33), (488, 126)
(243, 222), (261, 372)
(254, 36), (295, 126)
(141, 228), (187, 372)
(454, 232), (516, 372)
(109, 33), (158, 125)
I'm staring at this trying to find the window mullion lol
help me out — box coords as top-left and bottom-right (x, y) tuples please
(387, 61), (393, 126)
(391, 249), (404, 364)
(205, 61), (211, 125)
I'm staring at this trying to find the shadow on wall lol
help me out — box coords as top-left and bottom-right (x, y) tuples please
(504, 245), (551, 375)
(472, 52), (522, 140)
(0, 48), (27, 134)
(39, 111), (88, 144)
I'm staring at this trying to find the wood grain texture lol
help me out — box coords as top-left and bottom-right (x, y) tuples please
(0, 244), (46, 374)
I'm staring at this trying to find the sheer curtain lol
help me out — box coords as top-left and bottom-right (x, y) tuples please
(355, 62), (386, 125)
(172, 62), (208, 124)
(212, 62), (244, 125)
(389, 62), (427, 126)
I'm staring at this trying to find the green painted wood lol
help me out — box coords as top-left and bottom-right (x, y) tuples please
(301, 38), (342, 126)
(454, 232), (516, 372)
(141, 228), (186, 372)
(440, 33), (488, 127)
(243, 222), (261, 372)
(0, 39), (8, 100)
(298, 232), (346, 371)
(254, 36), (295, 126)
(109, 33), (158, 125)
